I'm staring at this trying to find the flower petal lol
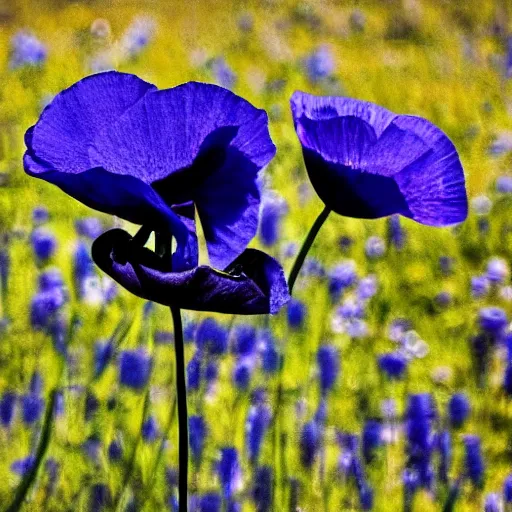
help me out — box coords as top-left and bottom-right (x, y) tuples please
(25, 71), (156, 175)
(91, 229), (290, 315)
(290, 91), (396, 138)
(90, 82), (275, 268)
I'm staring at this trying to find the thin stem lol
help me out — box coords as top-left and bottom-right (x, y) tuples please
(287, 206), (331, 295)
(155, 231), (188, 511)
(171, 305), (188, 512)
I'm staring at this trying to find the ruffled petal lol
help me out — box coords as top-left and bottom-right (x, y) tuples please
(290, 91), (396, 138)
(25, 71), (156, 175)
(91, 229), (290, 315)
(90, 82), (275, 268)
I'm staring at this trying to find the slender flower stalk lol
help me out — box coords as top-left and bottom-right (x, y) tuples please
(287, 206), (330, 294)
(156, 232), (188, 512)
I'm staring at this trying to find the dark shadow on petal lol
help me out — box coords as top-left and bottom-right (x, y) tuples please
(92, 229), (290, 315)
(303, 149), (412, 219)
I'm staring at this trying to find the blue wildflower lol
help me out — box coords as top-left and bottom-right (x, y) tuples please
(478, 307), (507, 336)
(484, 493), (501, 512)
(233, 357), (254, 390)
(496, 176), (512, 193)
(94, 340), (114, 377)
(471, 276), (489, 298)
(246, 402), (271, 465)
(259, 191), (287, 247)
(10, 455), (36, 476)
(121, 16), (156, 58)
(365, 236), (386, 259)
(189, 415), (207, 466)
(317, 345), (340, 394)
(75, 217), (104, 239)
(503, 474), (512, 503)
(304, 45), (334, 83)
(463, 435), (484, 488)
(387, 215), (405, 249)
(253, 466), (272, 512)
(437, 430), (451, 483)
(118, 349), (152, 390)
(357, 275), (378, 300)
(0, 392), (16, 427)
(328, 261), (357, 302)
(378, 352), (408, 380)
(196, 318), (228, 356)
(32, 206), (49, 226)
(448, 393), (470, 428)
(85, 391), (99, 421)
(259, 331), (280, 374)
(187, 352), (202, 390)
(199, 493), (221, 512)
(142, 415), (159, 443)
(362, 420), (382, 463)
(232, 324), (257, 356)
(486, 258), (509, 284)
(212, 58), (237, 89)
(31, 227), (57, 263)
(10, 31), (46, 68)
(218, 447), (241, 499)
(108, 440), (123, 462)
(90, 483), (112, 511)
(300, 421), (320, 469)
(287, 298), (306, 329)
(21, 393), (44, 425)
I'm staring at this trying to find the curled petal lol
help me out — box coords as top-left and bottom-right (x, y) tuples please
(91, 229), (290, 315)
(291, 91), (468, 226)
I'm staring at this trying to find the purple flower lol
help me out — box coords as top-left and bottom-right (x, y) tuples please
(304, 45), (334, 83)
(387, 215), (405, 249)
(290, 92), (468, 225)
(287, 298), (306, 329)
(0, 392), (16, 427)
(378, 352), (407, 379)
(199, 493), (221, 512)
(121, 16), (156, 58)
(141, 415), (159, 442)
(232, 324), (257, 356)
(31, 227), (57, 262)
(233, 357), (254, 390)
(259, 330), (280, 374)
(463, 435), (484, 488)
(328, 261), (357, 302)
(189, 415), (207, 466)
(478, 307), (507, 336)
(300, 421), (320, 469)
(196, 318), (228, 355)
(471, 276), (489, 298)
(118, 349), (152, 390)
(503, 474), (512, 503)
(486, 258), (509, 284)
(212, 58), (237, 89)
(365, 236), (386, 259)
(362, 420), (382, 464)
(217, 448), (241, 499)
(32, 206), (49, 225)
(108, 440), (123, 461)
(94, 340), (114, 377)
(75, 217), (104, 239)
(496, 175), (512, 193)
(10, 31), (46, 68)
(448, 393), (470, 428)
(317, 345), (340, 394)
(259, 191), (287, 247)
(24, 71), (288, 315)
(246, 402), (271, 465)
(11, 455), (36, 476)
(253, 466), (272, 512)
(21, 393), (44, 425)
(437, 430), (451, 483)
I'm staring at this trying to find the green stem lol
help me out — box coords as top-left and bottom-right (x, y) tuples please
(287, 206), (331, 295)
(6, 391), (57, 512)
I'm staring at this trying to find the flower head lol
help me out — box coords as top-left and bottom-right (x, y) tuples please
(290, 92), (467, 225)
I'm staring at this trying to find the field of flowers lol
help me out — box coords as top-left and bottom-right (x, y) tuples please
(2, 0), (512, 510)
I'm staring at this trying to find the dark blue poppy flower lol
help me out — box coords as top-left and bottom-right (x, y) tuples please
(463, 434), (484, 488)
(290, 92), (468, 225)
(253, 466), (272, 512)
(317, 345), (339, 394)
(246, 402), (271, 465)
(11, 455), (36, 476)
(118, 349), (152, 390)
(362, 420), (382, 464)
(189, 415), (207, 466)
(448, 393), (470, 428)
(287, 298), (306, 329)
(108, 440), (123, 462)
(21, 393), (44, 425)
(142, 415), (159, 442)
(24, 72), (275, 272)
(217, 447), (241, 499)
(378, 352), (408, 380)
(196, 318), (228, 355)
(300, 421), (320, 469)
(0, 392), (16, 427)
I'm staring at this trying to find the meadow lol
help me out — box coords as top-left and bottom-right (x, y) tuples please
(1, 0), (512, 510)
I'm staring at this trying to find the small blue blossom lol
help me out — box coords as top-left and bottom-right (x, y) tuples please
(118, 349), (152, 390)
(317, 345), (340, 394)
(253, 466), (272, 512)
(21, 393), (44, 425)
(448, 393), (471, 428)
(304, 45), (334, 83)
(142, 415), (159, 443)
(486, 258), (509, 284)
(108, 440), (123, 462)
(246, 402), (271, 465)
(478, 307), (507, 336)
(189, 415), (207, 466)
(287, 298), (306, 329)
(471, 275), (489, 298)
(300, 421), (320, 469)
(10, 455), (35, 476)
(31, 227), (57, 263)
(378, 352), (408, 379)
(259, 191), (287, 247)
(10, 31), (47, 68)
(196, 318), (228, 356)
(0, 392), (16, 427)
(463, 434), (484, 488)
(365, 236), (386, 259)
(217, 447), (241, 499)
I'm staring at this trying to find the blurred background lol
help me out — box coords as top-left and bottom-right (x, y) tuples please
(1, 0), (512, 511)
